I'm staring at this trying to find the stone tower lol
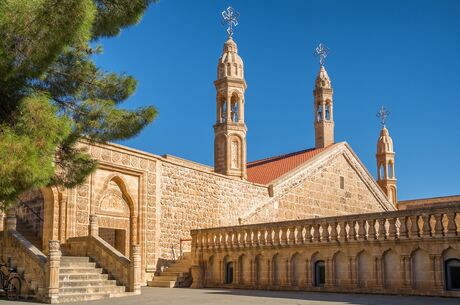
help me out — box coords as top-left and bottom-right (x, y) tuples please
(376, 126), (397, 206)
(313, 66), (335, 148)
(213, 36), (247, 179)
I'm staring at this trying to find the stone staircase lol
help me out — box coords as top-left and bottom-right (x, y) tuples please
(16, 220), (42, 250)
(148, 252), (192, 288)
(58, 256), (131, 303)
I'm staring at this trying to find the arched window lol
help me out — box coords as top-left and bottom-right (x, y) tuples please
(445, 259), (460, 290)
(220, 99), (227, 123)
(272, 254), (280, 285)
(388, 162), (394, 179)
(314, 260), (325, 287)
(225, 261), (234, 284)
(231, 95), (239, 122)
(317, 104), (323, 122)
(379, 164), (384, 180)
(325, 103), (331, 120)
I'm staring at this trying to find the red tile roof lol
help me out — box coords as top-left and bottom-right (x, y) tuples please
(246, 147), (329, 185)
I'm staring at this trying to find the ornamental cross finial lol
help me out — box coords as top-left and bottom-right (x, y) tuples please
(221, 6), (239, 37)
(314, 43), (329, 66)
(376, 106), (390, 127)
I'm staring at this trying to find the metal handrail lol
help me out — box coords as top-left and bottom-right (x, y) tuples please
(18, 199), (43, 224)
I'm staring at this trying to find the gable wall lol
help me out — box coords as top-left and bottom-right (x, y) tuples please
(246, 153), (388, 223)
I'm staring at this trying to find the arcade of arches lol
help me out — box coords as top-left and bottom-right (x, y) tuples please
(191, 205), (460, 297)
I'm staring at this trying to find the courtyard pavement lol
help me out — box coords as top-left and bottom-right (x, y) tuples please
(4, 287), (460, 305)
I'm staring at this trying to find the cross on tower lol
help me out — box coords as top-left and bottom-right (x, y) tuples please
(314, 43), (329, 66)
(376, 106), (390, 127)
(221, 6), (240, 37)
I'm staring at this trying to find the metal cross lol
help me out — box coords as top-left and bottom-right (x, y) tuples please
(314, 43), (329, 66)
(221, 6), (240, 37)
(376, 106), (390, 127)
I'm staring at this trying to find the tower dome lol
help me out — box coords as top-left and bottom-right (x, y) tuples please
(217, 37), (244, 79)
(377, 127), (394, 154)
(315, 65), (331, 89)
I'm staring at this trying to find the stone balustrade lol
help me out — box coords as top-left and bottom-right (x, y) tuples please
(66, 215), (141, 293)
(1, 211), (61, 303)
(190, 205), (460, 297)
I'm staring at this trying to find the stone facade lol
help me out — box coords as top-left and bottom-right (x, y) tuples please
(17, 136), (392, 285)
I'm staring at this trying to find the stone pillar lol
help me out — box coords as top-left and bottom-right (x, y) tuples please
(129, 244), (141, 293)
(89, 214), (98, 236)
(6, 209), (17, 231)
(45, 240), (61, 304)
(190, 264), (204, 288)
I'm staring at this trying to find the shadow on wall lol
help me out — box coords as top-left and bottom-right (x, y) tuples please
(203, 289), (460, 305)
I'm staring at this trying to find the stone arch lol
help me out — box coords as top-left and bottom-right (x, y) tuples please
(205, 255), (215, 286)
(333, 251), (348, 287)
(383, 248), (400, 288)
(442, 247), (460, 291)
(311, 252), (325, 287)
(94, 174), (136, 256)
(238, 254), (247, 285)
(290, 252), (302, 286)
(223, 255), (233, 284)
(228, 134), (243, 170)
(41, 186), (61, 253)
(230, 92), (239, 123)
(357, 250), (374, 288)
(271, 253), (280, 285)
(254, 254), (263, 287)
(411, 247), (431, 289)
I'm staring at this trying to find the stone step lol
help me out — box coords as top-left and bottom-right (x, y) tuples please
(59, 267), (103, 274)
(60, 256), (91, 263)
(59, 279), (117, 288)
(59, 285), (126, 295)
(147, 280), (176, 288)
(58, 292), (133, 303)
(59, 273), (109, 281)
(161, 271), (189, 277)
(151, 275), (179, 281)
(60, 261), (96, 268)
(164, 266), (190, 273)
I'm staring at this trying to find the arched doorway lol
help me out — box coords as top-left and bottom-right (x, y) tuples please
(224, 257), (233, 284)
(314, 260), (325, 287)
(445, 259), (460, 290)
(95, 177), (133, 256)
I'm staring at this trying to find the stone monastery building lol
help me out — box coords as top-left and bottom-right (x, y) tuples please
(1, 30), (459, 303)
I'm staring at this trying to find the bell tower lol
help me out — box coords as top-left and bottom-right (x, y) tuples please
(313, 43), (334, 148)
(214, 7), (247, 179)
(376, 106), (397, 206)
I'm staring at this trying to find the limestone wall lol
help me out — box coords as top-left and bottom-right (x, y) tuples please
(159, 160), (269, 260)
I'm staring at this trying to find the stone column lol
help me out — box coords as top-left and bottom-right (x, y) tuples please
(6, 209), (17, 231)
(45, 240), (61, 304)
(89, 214), (98, 236)
(129, 244), (141, 293)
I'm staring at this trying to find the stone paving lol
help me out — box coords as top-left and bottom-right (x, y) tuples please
(4, 288), (460, 305)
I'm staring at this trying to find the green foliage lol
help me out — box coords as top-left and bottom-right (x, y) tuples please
(0, 0), (158, 210)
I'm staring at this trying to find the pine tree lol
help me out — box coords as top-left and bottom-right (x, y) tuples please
(0, 0), (158, 210)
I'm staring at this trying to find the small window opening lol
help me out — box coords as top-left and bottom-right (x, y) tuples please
(340, 176), (345, 189)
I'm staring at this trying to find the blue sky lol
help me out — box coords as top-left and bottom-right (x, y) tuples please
(95, 0), (460, 200)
